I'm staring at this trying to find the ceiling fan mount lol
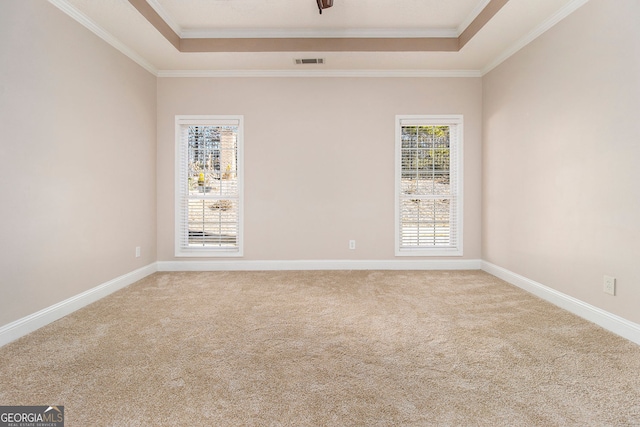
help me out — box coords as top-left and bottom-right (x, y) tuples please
(316, 0), (333, 14)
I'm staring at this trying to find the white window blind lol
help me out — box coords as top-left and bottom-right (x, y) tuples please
(395, 115), (463, 256)
(175, 116), (243, 257)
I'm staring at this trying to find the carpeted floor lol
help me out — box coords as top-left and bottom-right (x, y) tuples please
(0, 270), (639, 426)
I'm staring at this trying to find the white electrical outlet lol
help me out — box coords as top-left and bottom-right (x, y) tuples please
(603, 275), (616, 296)
(135, 246), (141, 258)
(349, 240), (356, 250)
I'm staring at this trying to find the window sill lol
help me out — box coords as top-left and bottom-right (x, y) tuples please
(175, 249), (244, 258)
(395, 248), (463, 257)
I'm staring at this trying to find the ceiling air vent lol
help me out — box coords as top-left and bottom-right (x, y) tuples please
(295, 58), (325, 65)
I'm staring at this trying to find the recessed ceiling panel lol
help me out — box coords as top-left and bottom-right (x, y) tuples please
(56, 0), (585, 73)
(154, 0), (485, 32)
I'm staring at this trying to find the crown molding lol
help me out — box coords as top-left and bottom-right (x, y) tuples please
(481, 0), (590, 75)
(156, 69), (483, 78)
(457, 0), (492, 35)
(128, 0), (509, 53)
(48, 0), (589, 79)
(145, 0), (490, 40)
(181, 28), (459, 40)
(146, 0), (182, 36)
(144, 0), (478, 40)
(47, 0), (158, 76)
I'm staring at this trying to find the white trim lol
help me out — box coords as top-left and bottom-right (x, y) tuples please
(0, 263), (157, 347)
(47, 0), (589, 79)
(395, 115), (464, 257)
(4, 260), (639, 349)
(157, 69), (483, 78)
(481, 0), (590, 75)
(457, 0), (492, 36)
(146, 0), (182, 36)
(174, 116), (245, 258)
(47, 0), (158, 76)
(157, 259), (482, 272)
(181, 28), (458, 39)
(481, 261), (640, 346)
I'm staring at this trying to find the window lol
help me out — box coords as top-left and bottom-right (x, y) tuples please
(395, 115), (463, 256)
(175, 116), (243, 257)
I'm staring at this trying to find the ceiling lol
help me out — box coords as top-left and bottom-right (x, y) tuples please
(50, 0), (587, 76)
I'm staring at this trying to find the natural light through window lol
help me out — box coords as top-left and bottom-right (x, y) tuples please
(175, 116), (243, 257)
(395, 115), (463, 256)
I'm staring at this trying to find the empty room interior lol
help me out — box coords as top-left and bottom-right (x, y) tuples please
(1, 0), (639, 425)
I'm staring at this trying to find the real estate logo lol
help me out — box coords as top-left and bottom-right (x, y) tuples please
(0, 406), (64, 427)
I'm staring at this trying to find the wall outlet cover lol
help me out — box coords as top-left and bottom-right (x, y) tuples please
(603, 275), (616, 296)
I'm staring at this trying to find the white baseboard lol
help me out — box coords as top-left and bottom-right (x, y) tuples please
(481, 261), (640, 346)
(0, 263), (157, 347)
(157, 259), (483, 271)
(4, 259), (637, 349)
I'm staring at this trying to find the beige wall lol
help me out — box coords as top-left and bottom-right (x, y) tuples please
(482, 0), (640, 323)
(157, 77), (482, 261)
(5, 0), (637, 333)
(0, 1), (157, 325)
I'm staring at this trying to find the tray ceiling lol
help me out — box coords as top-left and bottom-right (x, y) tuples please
(50, 0), (588, 75)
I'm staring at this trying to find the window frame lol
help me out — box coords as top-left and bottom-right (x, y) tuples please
(395, 115), (463, 257)
(174, 115), (244, 257)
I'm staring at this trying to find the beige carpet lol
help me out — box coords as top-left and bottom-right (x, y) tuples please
(1, 270), (639, 426)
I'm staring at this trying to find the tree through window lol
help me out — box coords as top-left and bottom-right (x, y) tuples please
(175, 116), (243, 257)
(396, 116), (463, 256)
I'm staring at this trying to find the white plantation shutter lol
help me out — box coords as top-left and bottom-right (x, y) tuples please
(175, 116), (243, 257)
(395, 115), (463, 256)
